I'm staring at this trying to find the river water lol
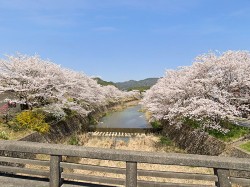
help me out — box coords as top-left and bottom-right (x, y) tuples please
(97, 105), (151, 128)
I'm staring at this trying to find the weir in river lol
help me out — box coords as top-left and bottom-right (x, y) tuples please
(89, 105), (155, 137)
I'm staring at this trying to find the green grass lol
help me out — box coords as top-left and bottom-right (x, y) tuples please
(68, 136), (79, 145)
(151, 121), (162, 129)
(207, 126), (250, 142)
(240, 141), (250, 152)
(0, 122), (33, 140)
(0, 131), (9, 140)
(182, 117), (201, 129)
(183, 117), (250, 142)
(206, 120), (250, 142)
(159, 136), (172, 146)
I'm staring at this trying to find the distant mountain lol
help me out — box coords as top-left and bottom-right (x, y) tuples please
(93, 77), (159, 91)
(93, 77), (116, 87)
(115, 78), (159, 91)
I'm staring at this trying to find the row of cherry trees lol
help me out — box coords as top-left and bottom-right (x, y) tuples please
(0, 54), (139, 118)
(142, 51), (250, 133)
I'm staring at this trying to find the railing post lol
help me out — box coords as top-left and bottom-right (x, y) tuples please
(214, 168), (231, 187)
(126, 161), (137, 187)
(50, 155), (62, 187)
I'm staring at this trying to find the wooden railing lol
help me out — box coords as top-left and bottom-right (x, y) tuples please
(0, 140), (250, 187)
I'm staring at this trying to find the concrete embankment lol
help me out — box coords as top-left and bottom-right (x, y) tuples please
(161, 120), (226, 156)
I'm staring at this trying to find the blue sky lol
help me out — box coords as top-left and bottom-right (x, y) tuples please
(0, 0), (250, 82)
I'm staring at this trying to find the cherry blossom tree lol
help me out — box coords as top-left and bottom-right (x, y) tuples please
(142, 51), (250, 133)
(0, 53), (137, 116)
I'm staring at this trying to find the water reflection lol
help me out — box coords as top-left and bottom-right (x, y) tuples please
(97, 105), (151, 128)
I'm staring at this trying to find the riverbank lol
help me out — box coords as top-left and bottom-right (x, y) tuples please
(0, 98), (140, 142)
(106, 100), (139, 112)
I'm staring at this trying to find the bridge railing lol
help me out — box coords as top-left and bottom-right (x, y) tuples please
(0, 140), (250, 187)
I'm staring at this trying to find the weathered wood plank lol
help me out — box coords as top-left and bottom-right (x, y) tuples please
(61, 162), (125, 174)
(126, 161), (137, 187)
(1, 140), (250, 187)
(62, 173), (125, 185)
(138, 180), (216, 187)
(214, 168), (230, 187)
(0, 165), (49, 177)
(50, 155), (62, 187)
(230, 177), (250, 186)
(138, 170), (218, 182)
(1, 140), (250, 171)
(0, 156), (49, 166)
(63, 172), (216, 187)
(61, 162), (217, 182)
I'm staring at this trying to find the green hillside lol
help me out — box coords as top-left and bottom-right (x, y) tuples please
(115, 78), (159, 91)
(93, 77), (116, 87)
(93, 77), (159, 91)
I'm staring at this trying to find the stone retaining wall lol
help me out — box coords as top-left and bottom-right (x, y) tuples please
(162, 120), (227, 156)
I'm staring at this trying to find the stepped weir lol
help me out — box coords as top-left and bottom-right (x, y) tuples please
(88, 127), (159, 137)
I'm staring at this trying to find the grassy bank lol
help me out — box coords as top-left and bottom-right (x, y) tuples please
(108, 100), (139, 112)
(0, 128), (33, 140)
(183, 118), (250, 142)
(240, 141), (250, 152)
(0, 99), (140, 141)
(0, 121), (33, 140)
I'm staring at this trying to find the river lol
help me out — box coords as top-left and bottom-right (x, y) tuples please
(97, 105), (151, 128)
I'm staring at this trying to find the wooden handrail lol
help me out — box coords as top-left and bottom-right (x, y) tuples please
(0, 140), (250, 187)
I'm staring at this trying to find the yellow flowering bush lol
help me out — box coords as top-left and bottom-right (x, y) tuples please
(16, 110), (49, 134)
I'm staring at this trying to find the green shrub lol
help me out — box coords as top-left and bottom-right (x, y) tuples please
(16, 110), (50, 134)
(0, 131), (9, 140)
(151, 121), (162, 129)
(7, 121), (26, 132)
(88, 115), (98, 125)
(182, 117), (201, 129)
(68, 136), (79, 145)
(159, 136), (172, 146)
(63, 108), (78, 118)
